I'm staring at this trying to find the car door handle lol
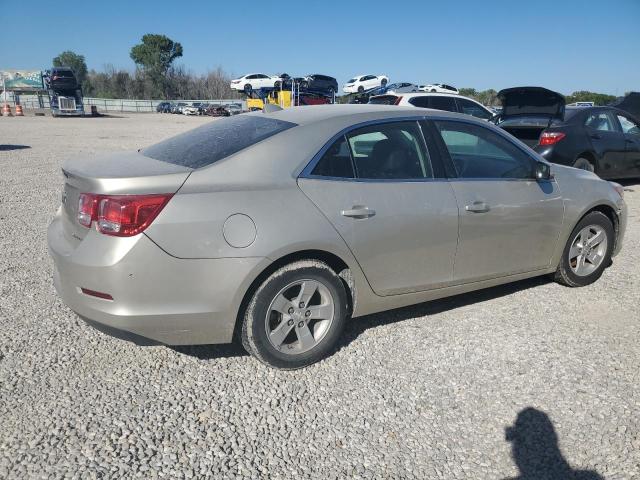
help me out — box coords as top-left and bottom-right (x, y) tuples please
(465, 201), (490, 213)
(625, 138), (635, 144)
(341, 206), (376, 219)
(590, 133), (601, 139)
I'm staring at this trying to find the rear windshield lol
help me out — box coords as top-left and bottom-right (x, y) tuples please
(142, 115), (296, 168)
(368, 95), (399, 105)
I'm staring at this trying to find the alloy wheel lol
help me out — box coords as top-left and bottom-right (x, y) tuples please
(568, 225), (608, 276)
(265, 279), (335, 354)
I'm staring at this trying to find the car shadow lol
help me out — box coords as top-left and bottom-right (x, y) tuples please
(504, 407), (603, 480)
(0, 144), (31, 151)
(337, 275), (551, 350)
(171, 342), (249, 359)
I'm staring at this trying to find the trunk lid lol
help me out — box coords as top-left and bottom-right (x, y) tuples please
(495, 87), (566, 147)
(60, 151), (192, 242)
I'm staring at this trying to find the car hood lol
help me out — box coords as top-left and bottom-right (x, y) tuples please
(497, 87), (565, 119)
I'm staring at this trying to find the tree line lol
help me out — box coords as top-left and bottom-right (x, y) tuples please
(52, 34), (621, 105)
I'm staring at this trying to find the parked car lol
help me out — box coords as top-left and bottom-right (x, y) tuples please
(182, 103), (201, 116)
(49, 67), (79, 90)
(609, 92), (640, 119)
(381, 83), (420, 94)
(492, 87), (567, 148)
(171, 102), (187, 114)
(369, 92), (494, 120)
(296, 74), (338, 95)
(156, 102), (173, 113)
(48, 105), (627, 369)
(343, 75), (389, 94)
(230, 73), (282, 93)
(420, 84), (459, 94)
(532, 106), (640, 178)
(204, 104), (231, 117)
(225, 103), (242, 115)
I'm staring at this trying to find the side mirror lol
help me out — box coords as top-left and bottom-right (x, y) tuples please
(535, 162), (553, 181)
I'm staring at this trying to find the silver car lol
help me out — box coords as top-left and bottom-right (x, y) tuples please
(48, 105), (628, 369)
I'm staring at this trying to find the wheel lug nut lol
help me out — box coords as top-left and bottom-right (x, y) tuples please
(298, 302), (305, 308)
(288, 307), (294, 314)
(305, 310), (311, 317)
(287, 319), (294, 326)
(298, 321), (304, 328)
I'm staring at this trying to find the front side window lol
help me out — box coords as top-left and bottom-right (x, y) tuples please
(457, 98), (492, 120)
(435, 121), (534, 179)
(428, 96), (457, 112)
(617, 115), (640, 135)
(585, 112), (615, 132)
(347, 122), (432, 179)
(143, 115), (296, 169)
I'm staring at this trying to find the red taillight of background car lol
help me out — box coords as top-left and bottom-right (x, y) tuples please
(539, 131), (566, 146)
(77, 193), (172, 236)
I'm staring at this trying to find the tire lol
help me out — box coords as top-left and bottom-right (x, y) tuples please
(274, 81), (281, 89)
(573, 157), (595, 173)
(241, 260), (349, 369)
(357, 86), (364, 93)
(553, 211), (614, 287)
(430, 89), (437, 93)
(381, 78), (388, 87)
(244, 83), (252, 94)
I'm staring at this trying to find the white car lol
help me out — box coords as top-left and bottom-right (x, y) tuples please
(368, 92), (494, 120)
(343, 74), (389, 93)
(230, 73), (282, 92)
(419, 83), (459, 94)
(182, 103), (201, 115)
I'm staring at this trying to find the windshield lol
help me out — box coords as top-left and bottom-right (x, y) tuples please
(143, 115), (296, 168)
(368, 95), (399, 105)
(347, 78), (356, 83)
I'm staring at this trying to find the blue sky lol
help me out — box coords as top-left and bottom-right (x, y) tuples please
(2, 0), (639, 95)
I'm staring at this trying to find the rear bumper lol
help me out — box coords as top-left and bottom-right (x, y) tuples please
(48, 213), (266, 345)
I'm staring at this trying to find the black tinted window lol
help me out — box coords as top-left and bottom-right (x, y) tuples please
(369, 95), (398, 105)
(143, 115), (296, 168)
(457, 98), (492, 119)
(347, 122), (432, 179)
(435, 121), (534, 179)
(409, 97), (429, 108)
(428, 97), (457, 112)
(311, 136), (355, 178)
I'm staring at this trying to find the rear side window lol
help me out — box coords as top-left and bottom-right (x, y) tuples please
(369, 95), (398, 105)
(457, 98), (492, 120)
(311, 136), (355, 178)
(585, 112), (616, 132)
(409, 97), (429, 108)
(143, 115), (296, 168)
(428, 97), (457, 112)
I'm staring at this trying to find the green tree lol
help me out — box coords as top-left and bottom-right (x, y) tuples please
(52, 50), (88, 85)
(130, 34), (183, 99)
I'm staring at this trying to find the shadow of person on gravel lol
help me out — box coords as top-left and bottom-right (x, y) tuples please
(0, 144), (31, 151)
(504, 407), (603, 480)
(337, 275), (551, 349)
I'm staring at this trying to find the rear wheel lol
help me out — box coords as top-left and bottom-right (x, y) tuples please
(241, 260), (348, 369)
(573, 157), (595, 173)
(381, 78), (388, 87)
(553, 211), (614, 287)
(244, 83), (252, 94)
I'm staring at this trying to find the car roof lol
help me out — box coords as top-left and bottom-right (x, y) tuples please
(257, 103), (472, 127)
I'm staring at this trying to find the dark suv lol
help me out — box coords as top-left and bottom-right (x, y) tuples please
(296, 74), (338, 95)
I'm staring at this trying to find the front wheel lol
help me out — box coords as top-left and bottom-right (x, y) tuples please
(553, 211), (614, 287)
(241, 260), (348, 369)
(381, 78), (388, 87)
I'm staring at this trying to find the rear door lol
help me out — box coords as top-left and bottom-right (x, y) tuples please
(427, 96), (458, 113)
(430, 119), (564, 282)
(298, 120), (459, 296)
(584, 110), (627, 177)
(615, 113), (640, 177)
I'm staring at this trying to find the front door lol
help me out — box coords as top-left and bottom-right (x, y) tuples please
(430, 119), (565, 283)
(298, 120), (459, 296)
(584, 110), (627, 178)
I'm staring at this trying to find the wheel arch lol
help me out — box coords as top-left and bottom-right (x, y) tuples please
(575, 150), (599, 171)
(233, 249), (356, 342)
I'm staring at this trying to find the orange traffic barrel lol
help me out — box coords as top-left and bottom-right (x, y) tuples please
(1, 104), (12, 116)
(15, 105), (24, 116)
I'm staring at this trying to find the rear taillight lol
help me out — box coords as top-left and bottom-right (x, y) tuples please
(77, 193), (172, 236)
(394, 96), (403, 105)
(539, 131), (566, 146)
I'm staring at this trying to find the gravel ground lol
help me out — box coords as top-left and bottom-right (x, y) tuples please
(0, 113), (639, 479)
